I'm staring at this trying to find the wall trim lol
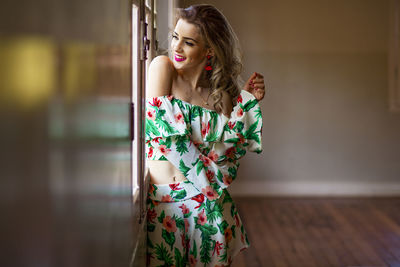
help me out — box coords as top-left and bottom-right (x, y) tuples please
(229, 181), (400, 197)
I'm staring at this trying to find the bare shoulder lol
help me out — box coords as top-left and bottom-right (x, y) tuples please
(221, 90), (233, 117)
(147, 55), (176, 98)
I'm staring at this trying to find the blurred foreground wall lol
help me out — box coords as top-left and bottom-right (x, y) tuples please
(0, 0), (135, 266)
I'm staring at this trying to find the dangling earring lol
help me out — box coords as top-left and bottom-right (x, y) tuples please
(204, 55), (213, 71)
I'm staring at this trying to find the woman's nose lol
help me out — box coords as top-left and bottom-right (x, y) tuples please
(173, 40), (183, 52)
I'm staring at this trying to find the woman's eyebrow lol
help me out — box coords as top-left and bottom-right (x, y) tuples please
(173, 31), (198, 43)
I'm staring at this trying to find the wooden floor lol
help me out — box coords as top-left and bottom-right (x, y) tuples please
(231, 197), (400, 267)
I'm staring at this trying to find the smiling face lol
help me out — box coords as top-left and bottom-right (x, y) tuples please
(171, 19), (211, 72)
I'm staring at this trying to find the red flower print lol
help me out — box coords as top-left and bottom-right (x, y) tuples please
(225, 147), (236, 160)
(206, 170), (215, 183)
(207, 150), (219, 162)
(192, 140), (203, 148)
(236, 133), (245, 144)
(197, 209), (207, 225)
(234, 213), (240, 227)
(148, 183), (155, 194)
(179, 203), (190, 215)
(149, 97), (162, 107)
(224, 227), (233, 243)
(158, 145), (171, 155)
(174, 112), (184, 124)
(228, 121), (236, 130)
(153, 137), (161, 143)
(189, 255), (197, 267)
(181, 233), (187, 248)
(237, 94), (243, 103)
(184, 218), (189, 232)
(161, 194), (173, 202)
(162, 215), (177, 233)
(199, 154), (211, 167)
(146, 109), (156, 120)
(201, 186), (218, 200)
(212, 241), (223, 256)
(222, 175), (232, 186)
(201, 121), (210, 138)
(169, 183), (183, 191)
(147, 147), (153, 158)
(167, 94), (174, 101)
(191, 194), (205, 209)
(237, 107), (244, 117)
(147, 208), (157, 223)
(241, 233), (245, 243)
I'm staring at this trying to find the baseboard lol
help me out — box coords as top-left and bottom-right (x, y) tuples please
(229, 180), (400, 197)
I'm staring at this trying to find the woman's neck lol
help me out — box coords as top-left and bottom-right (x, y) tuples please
(176, 66), (210, 91)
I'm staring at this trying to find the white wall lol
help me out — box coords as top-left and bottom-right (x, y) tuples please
(182, 0), (400, 196)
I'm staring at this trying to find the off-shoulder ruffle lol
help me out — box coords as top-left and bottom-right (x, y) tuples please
(145, 96), (190, 140)
(146, 90), (262, 155)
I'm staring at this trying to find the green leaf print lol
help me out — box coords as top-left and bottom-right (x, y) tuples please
(244, 120), (258, 139)
(210, 112), (218, 129)
(235, 121), (244, 132)
(158, 210), (165, 224)
(255, 107), (262, 119)
(196, 160), (204, 175)
(147, 223), (155, 232)
(231, 225), (236, 238)
(162, 228), (176, 251)
(242, 99), (258, 112)
(155, 117), (178, 135)
(231, 204), (235, 218)
(199, 232), (212, 264)
(174, 248), (185, 267)
(146, 119), (160, 136)
(224, 137), (240, 144)
(147, 235), (154, 248)
(173, 189), (187, 200)
(222, 192), (233, 204)
(218, 220), (229, 234)
(161, 137), (172, 148)
(175, 217), (185, 231)
(190, 240), (197, 258)
(216, 170), (223, 183)
(219, 248), (228, 263)
(200, 223), (218, 236)
(191, 106), (203, 120)
(175, 136), (189, 155)
(228, 167), (237, 179)
(155, 243), (173, 266)
(179, 160), (190, 177)
(206, 202), (224, 223)
(152, 184), (158, 196)
(205, 130), (219, 142)
(248, 132), (260, 143)
(156, 108), (166, 118)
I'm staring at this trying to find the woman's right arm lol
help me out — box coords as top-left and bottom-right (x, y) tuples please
(146, 55), (174, 98)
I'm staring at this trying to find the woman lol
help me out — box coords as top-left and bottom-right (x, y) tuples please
(145, 4), (265, 266)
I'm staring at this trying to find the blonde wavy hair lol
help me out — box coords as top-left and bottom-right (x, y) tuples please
(174, 4), (244, 112)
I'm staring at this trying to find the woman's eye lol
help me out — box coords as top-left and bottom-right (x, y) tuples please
(185, 42), (194, 46)
(172, 35), (178, 39)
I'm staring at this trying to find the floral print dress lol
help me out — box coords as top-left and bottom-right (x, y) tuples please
(145, 90), (263, 267)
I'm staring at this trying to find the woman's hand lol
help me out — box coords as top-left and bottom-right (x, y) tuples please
(244, 72), (266, 101)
